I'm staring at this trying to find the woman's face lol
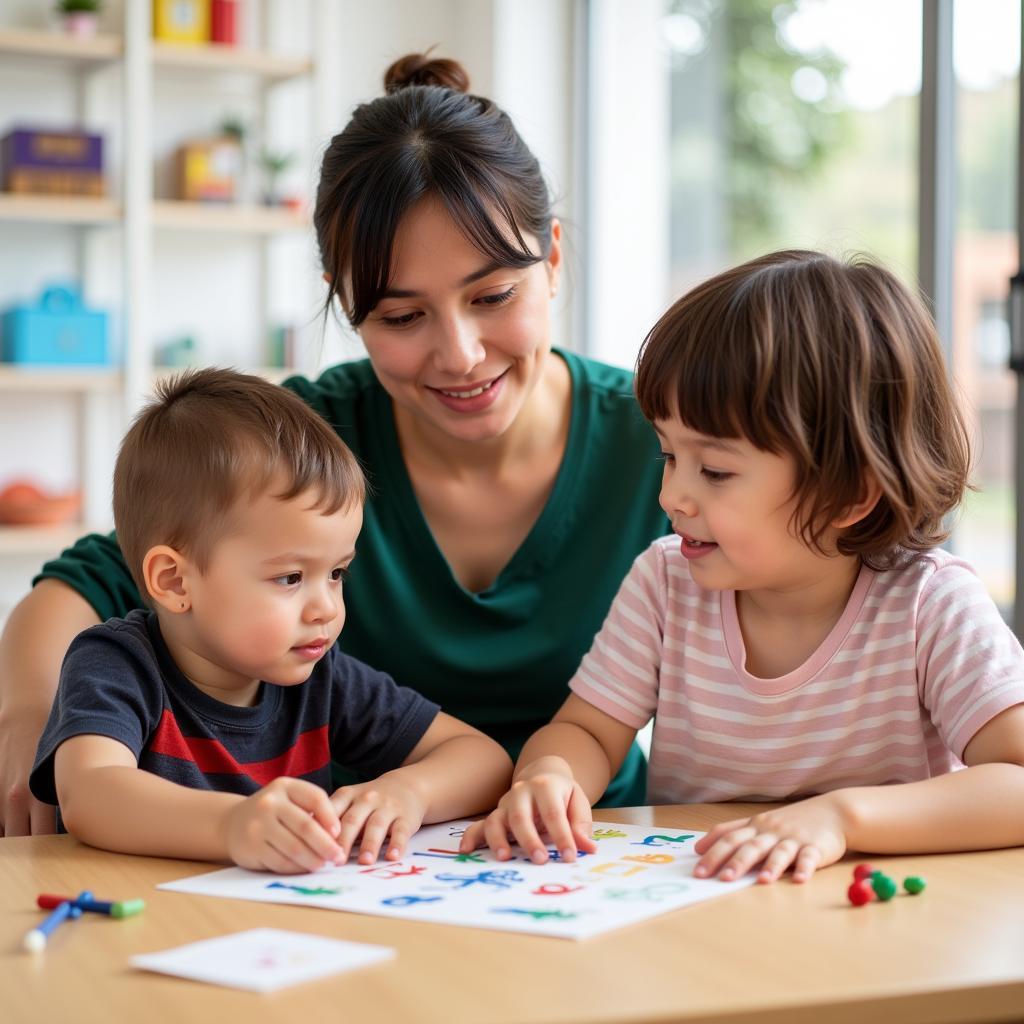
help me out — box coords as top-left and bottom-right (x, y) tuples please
(354, 198), (562, 445)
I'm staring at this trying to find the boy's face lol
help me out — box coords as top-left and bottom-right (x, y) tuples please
(175, 486), (362, 700)
(653, 415), (840, 594)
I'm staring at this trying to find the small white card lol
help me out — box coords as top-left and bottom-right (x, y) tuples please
(130, 928), (395, 992)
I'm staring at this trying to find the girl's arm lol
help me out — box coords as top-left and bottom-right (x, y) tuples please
(55, 735), (345, 872)
(459, 694), (638, 863)
(329, 712), (513, 864)
(841, 703), (1024, 852)
(0, 581), (101, 836)
(694, 704), (1024, 884)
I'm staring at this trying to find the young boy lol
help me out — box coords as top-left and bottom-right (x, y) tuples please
(30, 368), (512, 873)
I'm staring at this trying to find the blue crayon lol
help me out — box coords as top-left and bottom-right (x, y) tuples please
(23, 900), (82, 953)
(37, 891), (145, 918)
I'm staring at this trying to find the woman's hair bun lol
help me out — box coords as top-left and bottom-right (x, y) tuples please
(384, 53), (470, 94)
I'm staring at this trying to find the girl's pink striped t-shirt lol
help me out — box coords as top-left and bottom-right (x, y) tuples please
(570, 536), (1024, 805)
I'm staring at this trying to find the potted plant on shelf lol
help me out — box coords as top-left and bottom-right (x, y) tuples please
(56, 0), (102, 39)
(259, 148), (295, 207)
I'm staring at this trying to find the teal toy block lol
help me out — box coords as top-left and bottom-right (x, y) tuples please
(1, 284), (109, 366)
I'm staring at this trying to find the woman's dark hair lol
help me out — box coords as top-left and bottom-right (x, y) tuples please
(314, 52), (554, 327)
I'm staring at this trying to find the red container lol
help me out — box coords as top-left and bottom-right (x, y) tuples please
(211, 0), (238, 45)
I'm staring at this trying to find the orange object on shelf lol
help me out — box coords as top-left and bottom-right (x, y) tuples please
(0, 479), (80, 525)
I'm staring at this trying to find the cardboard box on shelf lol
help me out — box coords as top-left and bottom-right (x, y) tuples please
(1, 127), (104, 196)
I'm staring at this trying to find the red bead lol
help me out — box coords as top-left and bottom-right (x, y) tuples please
(852, 863), (875, 881)
(847, 880), (874, 906)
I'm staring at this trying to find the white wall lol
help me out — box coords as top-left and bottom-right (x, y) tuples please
(0, 0), (579, 623)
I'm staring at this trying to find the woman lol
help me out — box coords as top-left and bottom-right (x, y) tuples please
(0, 54), (666, 835)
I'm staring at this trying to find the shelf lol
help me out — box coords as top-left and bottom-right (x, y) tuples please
(0, 193), (121, 225)
(0, 523), (96, 557)
(152, 200), (308, 235)
(152, 41), (312, 81)
(0, 25), (122, 67)
(0, 366), (121, 392)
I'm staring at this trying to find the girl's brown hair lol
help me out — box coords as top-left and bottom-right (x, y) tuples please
(313, 52), (553, 328)
(113, 368), (365, 597)
(635, 249), (972, 569)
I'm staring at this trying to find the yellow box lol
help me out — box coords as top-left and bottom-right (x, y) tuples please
(153, 0), (210, 44)
(177, 137), (242, 202)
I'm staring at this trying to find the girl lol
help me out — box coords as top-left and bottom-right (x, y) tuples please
(0, 54), (665, 835)
(462, 249), (1024, 883)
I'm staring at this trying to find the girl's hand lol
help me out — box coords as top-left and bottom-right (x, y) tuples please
(224, 777), (343, 873)
(460, 761), (598, 864)
(692, 792), (851, 883)
(329, 777), (428, 865)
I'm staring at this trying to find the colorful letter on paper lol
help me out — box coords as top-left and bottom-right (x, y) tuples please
(158, 821), (756, 940)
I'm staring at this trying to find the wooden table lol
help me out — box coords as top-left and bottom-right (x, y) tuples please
(2, 803), (1024, 1024)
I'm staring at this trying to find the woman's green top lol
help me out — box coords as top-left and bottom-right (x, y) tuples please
(36, 349), (668, 805)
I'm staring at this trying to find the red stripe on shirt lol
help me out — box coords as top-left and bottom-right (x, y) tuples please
(150, 710), (330, 785)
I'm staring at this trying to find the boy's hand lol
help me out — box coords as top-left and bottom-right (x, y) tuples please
(692, 792), (850, 884)
(224, 777), (343, 873)
(459, 761), (598, 864)
(329, 777), (428, 865)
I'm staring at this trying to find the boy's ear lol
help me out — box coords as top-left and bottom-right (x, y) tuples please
(142, 545), (194, 614)
(832, 470), (883, 529)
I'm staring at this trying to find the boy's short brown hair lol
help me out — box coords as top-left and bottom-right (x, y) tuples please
(635, 249), (972, 569)
(113, 367), (366, 596)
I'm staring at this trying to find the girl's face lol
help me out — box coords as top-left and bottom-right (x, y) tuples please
(355, 198), (561, 446)
(654, 415), (843, 595)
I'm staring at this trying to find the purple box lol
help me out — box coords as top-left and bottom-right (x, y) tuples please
(1, 127), (104, 195)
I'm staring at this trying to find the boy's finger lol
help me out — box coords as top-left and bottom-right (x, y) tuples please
(285, 779), (341, 836)
(386, 820), (412, 861)
(336, 800), (375, 860)
(265, 834), (320, 874)
(284, 805), (343, 863)
(356, 810), (393, 864)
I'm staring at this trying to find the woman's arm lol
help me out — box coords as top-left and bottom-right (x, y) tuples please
(0, 580), (101, 835)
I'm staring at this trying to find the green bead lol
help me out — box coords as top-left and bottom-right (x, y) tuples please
(903, 876), (926, 895)
(872, 874), (898, 901)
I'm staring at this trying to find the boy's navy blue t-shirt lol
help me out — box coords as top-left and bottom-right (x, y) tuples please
(30, 610), (440, 807)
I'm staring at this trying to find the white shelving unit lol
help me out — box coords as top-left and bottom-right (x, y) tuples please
(0, 2), (338, 560)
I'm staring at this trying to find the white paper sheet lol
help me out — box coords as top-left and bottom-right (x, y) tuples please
(130, 927), (395, 992)
(159, 821), (755, 940)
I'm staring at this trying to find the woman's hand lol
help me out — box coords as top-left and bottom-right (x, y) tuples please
(329, 776), (429, 865)
(224, 777), (343, 873)
(693, 792), (851, 883)
(460, 757), (599, 864)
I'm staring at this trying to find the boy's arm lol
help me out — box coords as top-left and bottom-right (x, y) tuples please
(0, 581), (102, 836)
(461, 694), (638, 863)
(55, 735), (344, 872)
(330, 712), (512, 864)
(694, 704), (1024, 884)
